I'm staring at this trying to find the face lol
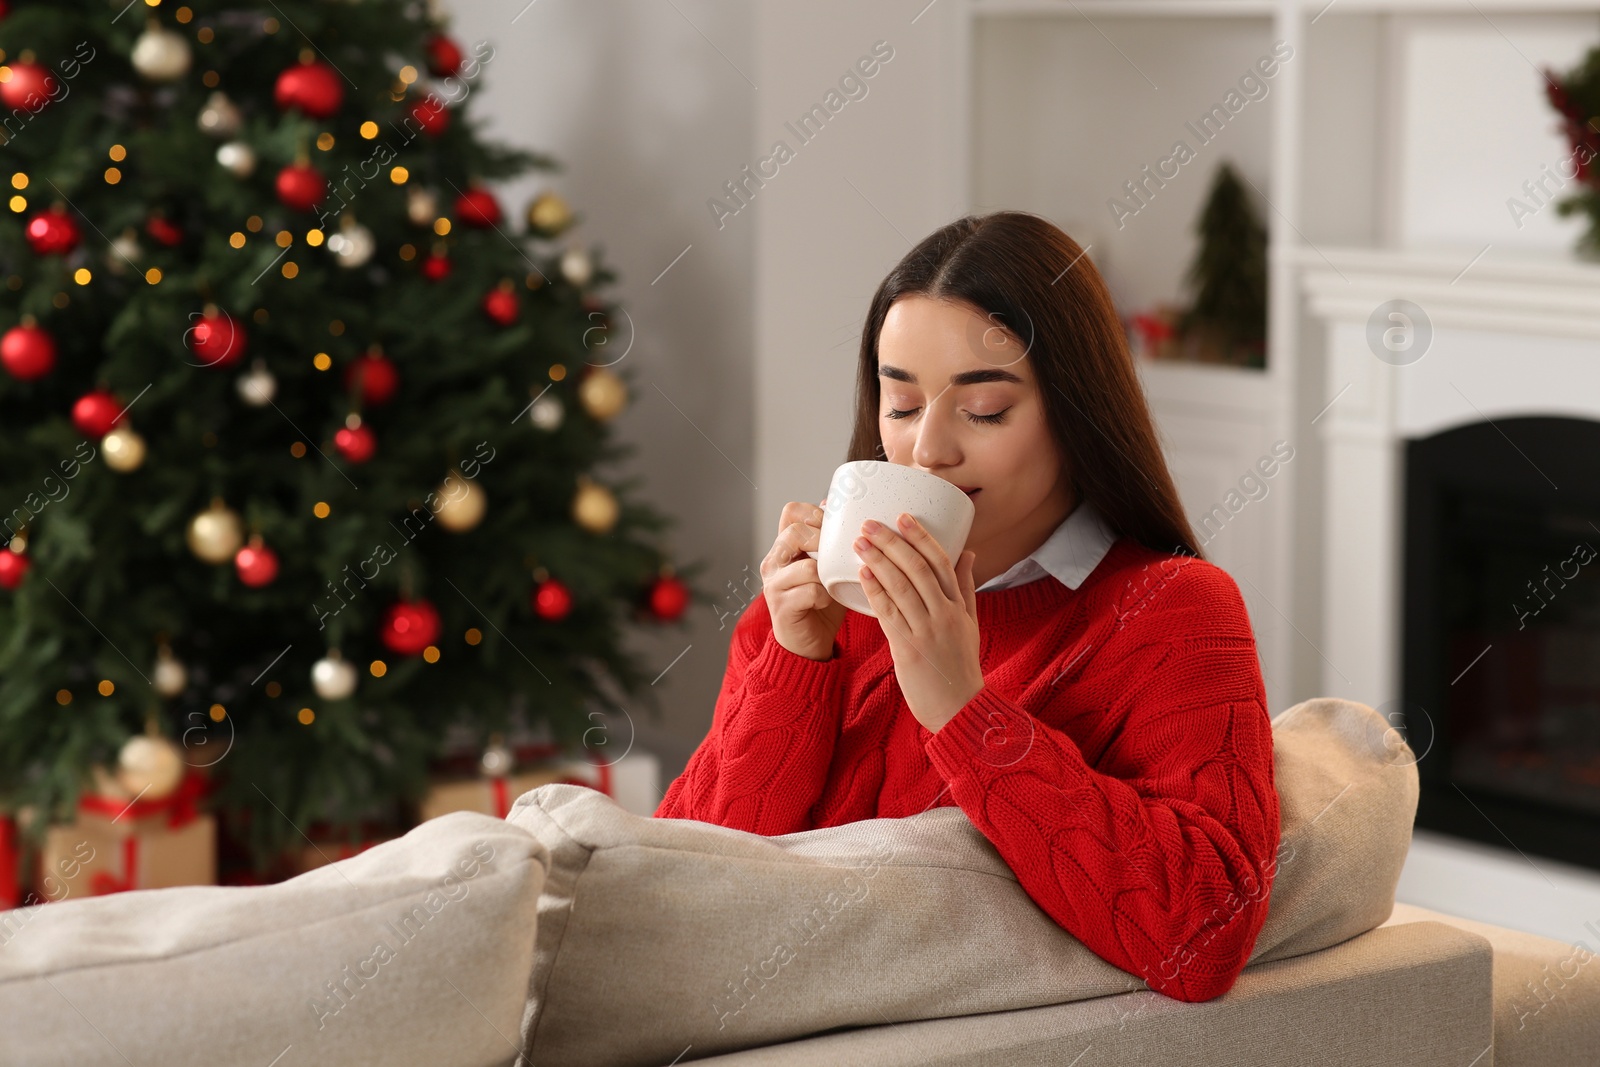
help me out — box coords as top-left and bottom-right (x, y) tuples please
(874, 294), (1074, 585)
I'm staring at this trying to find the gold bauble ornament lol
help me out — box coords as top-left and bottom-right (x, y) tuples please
(197, 90), (243, 138)
(131, 21), (192, 82)
(102, 425), (147, 472)
(117, 733), (184, 799)
(577, 366), (626, 421)
(526, 191), (572, 236)
(572, 477), (619, 535)
(107, 228), (142, 275)
(186, 498), (244, 564)
(435, 472), (487, 532)
(407, 185), (439, 226)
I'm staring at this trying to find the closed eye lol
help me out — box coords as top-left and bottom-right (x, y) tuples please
(885, 407), (1010, 425)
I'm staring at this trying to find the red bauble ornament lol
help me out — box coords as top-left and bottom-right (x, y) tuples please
(274, 60), (344, 119)
(381, 599), (441, 655)
(25, 207), (81, 256)
(1, 322), (56, 381)
(334, 421), (376, 463)
(275, 163), (327, 212)
(408, 96), (449, 136)
(454, 186), (501, 228)
(187, 309), (249, 368)
(532, 577), (573, 620)
(424, 34), (464, 78)
(647, 574), (691, 621)
(145, 216), (183, 248)
(0, 61), (58, 112)
(482, 286), (520, 327)
(72, 389), (123, 437)
(0, 548), (29, 591)
(234, 540), (280, 587)
(344, 352), (399, 406)
(420, 250), (452, 281)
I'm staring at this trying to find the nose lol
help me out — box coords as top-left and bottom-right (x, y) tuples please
(910, 393), (962, 470)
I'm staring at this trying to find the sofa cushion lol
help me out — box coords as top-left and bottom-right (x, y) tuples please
(0, 811), (546, 1067)
(508, 696), (1419, 1067)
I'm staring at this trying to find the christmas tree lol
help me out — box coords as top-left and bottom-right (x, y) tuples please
(0, 0), (701, 875)
(1179, 160), (1267, 369)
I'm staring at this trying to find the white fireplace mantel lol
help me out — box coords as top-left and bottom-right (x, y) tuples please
(1294, 244), (1600, 708)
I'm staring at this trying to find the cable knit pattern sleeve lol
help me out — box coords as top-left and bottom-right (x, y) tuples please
(654, 594), (849, 834)
(922, 561), (1281, 1003)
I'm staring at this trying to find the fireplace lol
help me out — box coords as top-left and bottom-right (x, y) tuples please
(1402, 415), (1600, 874)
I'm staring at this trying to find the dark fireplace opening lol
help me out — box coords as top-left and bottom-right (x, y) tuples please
(1403, 415), (1600, 874)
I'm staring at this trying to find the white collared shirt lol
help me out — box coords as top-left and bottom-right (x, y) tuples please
(975, 498), (1119, 592)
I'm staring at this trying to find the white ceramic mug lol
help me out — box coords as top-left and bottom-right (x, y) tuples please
(804, 460), (975, 617)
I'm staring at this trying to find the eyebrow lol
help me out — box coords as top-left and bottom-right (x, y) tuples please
(877, 364), (1025, 386)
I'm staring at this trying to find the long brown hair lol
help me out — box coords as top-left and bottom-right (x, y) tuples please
(846, 210), (1206, 560)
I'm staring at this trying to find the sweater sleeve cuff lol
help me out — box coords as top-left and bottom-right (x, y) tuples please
(744, 630), (847, 704)
(923, 685), (1079, 783)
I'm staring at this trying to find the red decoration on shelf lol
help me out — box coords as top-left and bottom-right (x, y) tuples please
(71, 389), (124, 437)
(145, 216), (183, 248)
(381, 599), (441, 655)
(482, 285), (520, 327)
(234, 539), (280, 587)
(647, 573), (691, 621)
(0, 61), (59, 112)
(0, 548), (29, 590)
(1, 322), (56, 381)
(424, 33), (463, 78)
(25, 206), (81, 256)
(532, 576), (573, 620)
(187, 309), (249, 368)
(420, 249), (452, 281)
(274, 60), (344, 119)
(275, 163), (327, 212)
(334, 420), (376, 463)
(453, 186), (501, 228)
(408, 96), (449, 137)
(345, 351), (399, 406)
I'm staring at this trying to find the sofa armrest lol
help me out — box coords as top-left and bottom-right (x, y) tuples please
(688, 921), (1494, 1067)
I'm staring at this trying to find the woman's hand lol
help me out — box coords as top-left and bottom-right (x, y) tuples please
(760, 499), (849, 661)
(855, 513), (984, 731)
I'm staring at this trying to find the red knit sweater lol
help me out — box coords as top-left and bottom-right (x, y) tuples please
(655, 535), (1281, 1003)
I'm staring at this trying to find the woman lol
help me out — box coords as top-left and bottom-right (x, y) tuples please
(655, 211), (1280, 1005)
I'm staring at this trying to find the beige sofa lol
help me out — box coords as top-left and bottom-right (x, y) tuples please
(3, 698), (1596, 1066)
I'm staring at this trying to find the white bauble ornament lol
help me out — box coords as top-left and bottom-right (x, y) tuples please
(236, 359), (277, 406)
(117, 734), (184, 798)
(560, 247), (592, 287)
(529, 394), (564, 431)
(153, 648), (187, 698)
(327, 221), (375, 268)
(407, 185), (438, 226)
(101, 426), (147, 472)
(435, 473), (487, 532)
(186, 499), (244, 564)
(131, 23), (192, 83)
(216, 141), (257, 178)
(311, 650), (358, 701)
(107, 228), (142, 275)
(481, 737), (514, 778)
(197, 90), (242, 138)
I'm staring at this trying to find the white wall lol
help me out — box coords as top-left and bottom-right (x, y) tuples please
(449, 0), (756, 789)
